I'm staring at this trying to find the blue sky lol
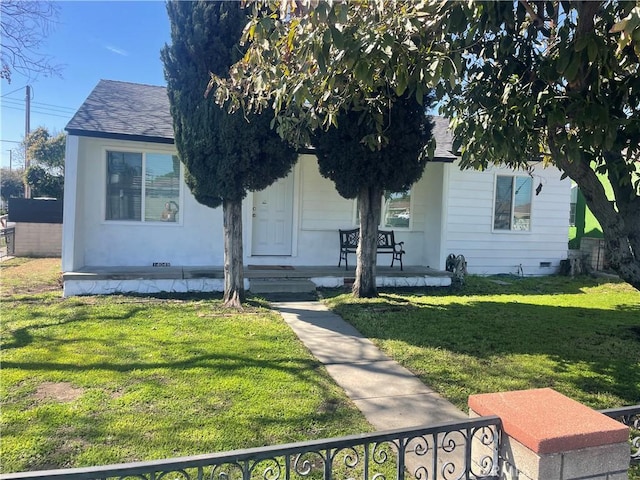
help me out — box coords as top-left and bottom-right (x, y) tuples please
(1, 1), (172, 169)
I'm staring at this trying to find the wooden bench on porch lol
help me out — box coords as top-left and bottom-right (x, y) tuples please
(338, 228), (405, 271)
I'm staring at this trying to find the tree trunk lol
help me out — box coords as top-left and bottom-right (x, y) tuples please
(353, 186), (382, 298)
(223, 198), (245, 308)
(548, 135), (640, 290)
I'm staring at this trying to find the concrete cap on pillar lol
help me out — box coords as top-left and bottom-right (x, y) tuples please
(468, 388), (629, 454)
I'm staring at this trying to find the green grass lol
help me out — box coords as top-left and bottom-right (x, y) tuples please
(323, 275), (640, 411)
(0, 260), (372, 474)
(3, 260), (638, 476)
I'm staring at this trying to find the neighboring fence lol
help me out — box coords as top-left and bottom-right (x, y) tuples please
(8, 198), (63, 223)
(7, 198), (62, 257)
(580, 237), (607, 271)
(0, 416), (502, 480)
(565, 237), (609, 276)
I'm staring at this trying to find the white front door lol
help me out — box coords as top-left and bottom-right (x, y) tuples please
(251, 174), (294, 255)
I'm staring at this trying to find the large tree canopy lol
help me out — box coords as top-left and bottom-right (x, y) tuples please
(0, 168), (24, 202)
(312, 94), (433, 297)
(24, 126), (65, 174)
(162, 1), (297, 307)
(212, 0), (640, 290)
(22, 126), (65, 199)
(313, 95), (433, 199)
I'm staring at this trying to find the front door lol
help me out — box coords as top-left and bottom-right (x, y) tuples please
(251, 174), (294, 255)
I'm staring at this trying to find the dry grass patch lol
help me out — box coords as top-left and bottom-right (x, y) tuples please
(34, 382), (85, 403)
(1, 257), (62, 295)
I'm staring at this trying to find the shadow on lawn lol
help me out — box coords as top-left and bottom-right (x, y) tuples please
(0, 350), (320, 375)
(348, 274), (627, 298)
(1, 349), (355, 471)
(332, 298), (640, 407)
(0, 389), (357, 472)
(1, 305), (150, 351)
(1, 309), (360, 471)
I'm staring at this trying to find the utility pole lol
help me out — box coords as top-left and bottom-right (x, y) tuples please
(24, 85), (31, 198)
(8, 150), (12, 171)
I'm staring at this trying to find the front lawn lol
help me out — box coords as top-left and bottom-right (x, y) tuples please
(0, 259), (372, 474)
(324, 275), (640, 411)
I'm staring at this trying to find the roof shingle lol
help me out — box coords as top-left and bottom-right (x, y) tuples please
(65, 79), (174, 143)
(66, 79), (458, 160)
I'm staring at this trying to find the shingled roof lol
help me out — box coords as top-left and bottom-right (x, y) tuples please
(66, 79), (458, 160)
(65, 79), (174, 144)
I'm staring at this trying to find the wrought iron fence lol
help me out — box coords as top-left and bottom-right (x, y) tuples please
(0, 226), (15, 258)
(600, 405), (640, 466)
(0, 416), (502, 480)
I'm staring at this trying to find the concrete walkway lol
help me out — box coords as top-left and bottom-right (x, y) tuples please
(272, 300), (466, 431)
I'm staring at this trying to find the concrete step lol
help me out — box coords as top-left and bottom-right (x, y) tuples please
(249, 278), (317, 294)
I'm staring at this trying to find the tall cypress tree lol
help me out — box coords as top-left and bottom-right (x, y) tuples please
(312, 95), (433, 297)
(161, 1), (298, 307)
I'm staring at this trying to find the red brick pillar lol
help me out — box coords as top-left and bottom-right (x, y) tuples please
(468, 388), (630, 480)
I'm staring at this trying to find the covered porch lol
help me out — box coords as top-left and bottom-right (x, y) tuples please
(62, 265), (452, 297)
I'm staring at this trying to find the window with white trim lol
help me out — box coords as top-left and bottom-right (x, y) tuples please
(382, 190), (411, 228)
(355, 189), (412, 229)
(493, 175), (532, 231)
(106, 151), (181, 223)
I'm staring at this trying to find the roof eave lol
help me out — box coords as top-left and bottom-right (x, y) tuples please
(65, 129), (175, 145)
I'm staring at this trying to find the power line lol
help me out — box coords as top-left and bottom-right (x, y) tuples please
(2, 104), (71, 119)
(31, 109), (72, 119)
(3, 98), (75, 113)
(31, 100), (76, 112)
(0, 85), (28, 98)
(2, 98), (75, 114)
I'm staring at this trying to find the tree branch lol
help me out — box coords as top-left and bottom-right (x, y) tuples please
(519, 0), (544, 26)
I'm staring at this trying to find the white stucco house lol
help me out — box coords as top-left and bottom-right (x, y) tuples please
(62, 79), (571, 296)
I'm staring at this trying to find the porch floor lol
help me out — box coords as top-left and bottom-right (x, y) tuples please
(64, 265), (450, 280)
(62, 265), (452, 296)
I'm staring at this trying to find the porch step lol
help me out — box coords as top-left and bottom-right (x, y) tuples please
(249, 278), (317, 294)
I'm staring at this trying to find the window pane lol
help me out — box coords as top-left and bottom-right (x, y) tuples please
(494, 176), (513, 230)
(106, 151), (142, 221)
(146, 154), (180, 222)
(383, 190), (411, 228)
(513, 177), (532, 231)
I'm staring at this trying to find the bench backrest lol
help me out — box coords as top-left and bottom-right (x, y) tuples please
(340, 228), (396, 249)
(376, 230), (396, 249)
(339, 229), (360, 248)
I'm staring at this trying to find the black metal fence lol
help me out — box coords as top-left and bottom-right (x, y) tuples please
(0, 416), (502, 480)
(1, 405), (638, 480)
(600, 405), (640, 466)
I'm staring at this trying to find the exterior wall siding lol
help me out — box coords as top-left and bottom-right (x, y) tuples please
(443, 162), (571, 276)
(69, 139), (570, 276)
(75, 136), (222, 268)
(299, 155), (353, 231)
